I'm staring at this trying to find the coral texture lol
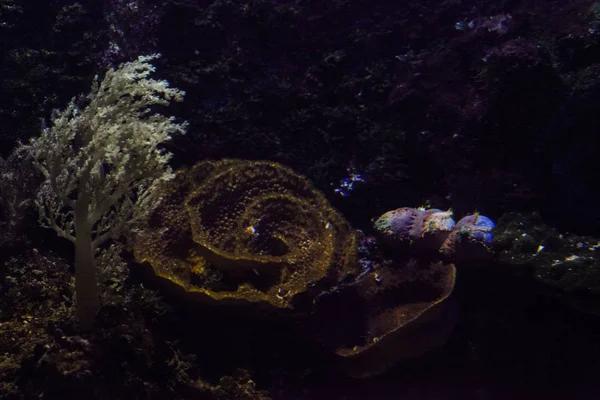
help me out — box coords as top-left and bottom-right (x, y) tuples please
(441, 214), (495, 260)
(134, 159), (359, 311)
(373, 207), (456, 250)
(374, 207), (495, 262)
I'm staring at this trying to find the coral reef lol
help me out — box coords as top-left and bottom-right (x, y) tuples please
(135, 161), (467, 378)
(134, 159), (359, 311)
(310, 206), (493, 378)
(2, 0), (600, 398)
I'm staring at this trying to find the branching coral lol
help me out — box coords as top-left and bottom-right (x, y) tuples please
(23, 54), (186, 329)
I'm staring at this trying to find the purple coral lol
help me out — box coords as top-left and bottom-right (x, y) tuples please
(374, 207), (495, 263)
(373, 207), (455, 251)
(441, 214), (495, 261)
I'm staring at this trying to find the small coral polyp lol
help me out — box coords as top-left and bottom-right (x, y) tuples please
(134, 159), (358, 311)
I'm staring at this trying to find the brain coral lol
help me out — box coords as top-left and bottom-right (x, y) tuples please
(133, 159), (359, 310)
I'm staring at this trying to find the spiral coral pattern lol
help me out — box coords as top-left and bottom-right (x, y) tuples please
(134, 159), (358, 309)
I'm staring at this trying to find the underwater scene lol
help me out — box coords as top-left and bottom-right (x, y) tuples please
(1, 0), (600, 399)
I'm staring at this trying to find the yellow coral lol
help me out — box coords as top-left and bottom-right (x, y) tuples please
(134, 159), (358, 310)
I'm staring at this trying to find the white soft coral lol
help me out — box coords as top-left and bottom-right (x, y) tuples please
(23, 54), (187, 329)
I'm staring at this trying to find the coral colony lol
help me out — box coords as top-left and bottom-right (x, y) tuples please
(374, 207), (495, 262)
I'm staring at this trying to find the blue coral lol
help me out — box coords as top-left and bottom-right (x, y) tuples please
(441, 213), (495, 261)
